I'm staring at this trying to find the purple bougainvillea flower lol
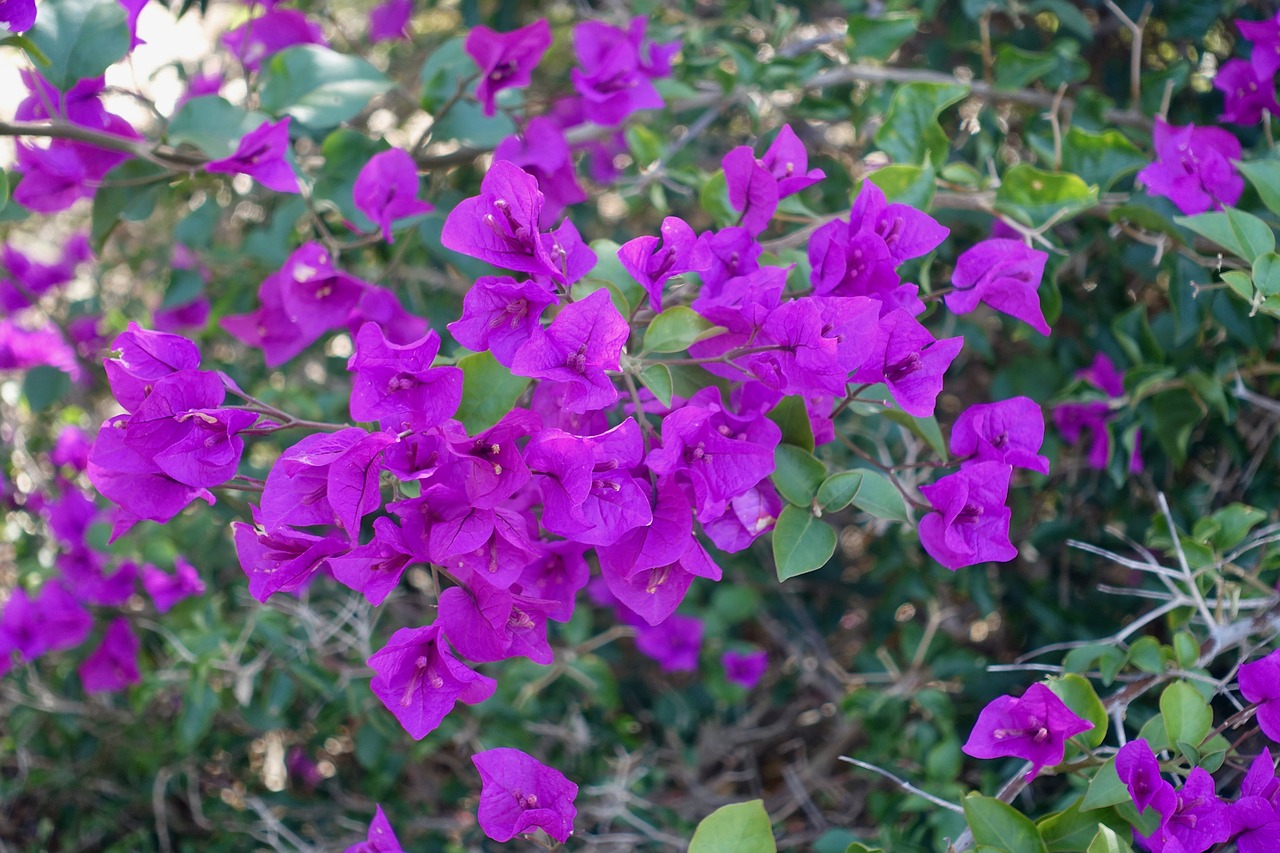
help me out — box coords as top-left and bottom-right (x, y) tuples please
(278, 242), (368, 331)
(441, 160), (566, 279)
(103, 322), (201, 412)
(50, 425), (93, 472)
(368, 0), (410, 43)
(329, 517), (415, 606)
(0, 234), (92, 312)
(635, 614), (703, 672)
(517, 541), (591, 623)
(746, 295), (880, 397)
(1215, 58), (1280, 125)
(693, 226), (762, 292)
(205, 118), (301, 194)
(761, 125), (825, 197)
(87, 414), (216, 537)
(722, 145), (780, 236)
(1144, 767), (1233, 853)
(1, 582), (93, 663)
(1240, 12), (1280, 77)
(1240, 649), (1280, 743)
(448, 276), (558, 366)
(353, 149), (433, 243)
(946, 239), (1051, 336)
(367, 624), (497, 739)
(1052, 401), (1113, 470)
(950, 397), (1050, 474)
(722, 647), (768, 688)
(59, 552), (136, 607)
(1230, 749), (1280, 853)
(465, 19), (552, 117)
(494, 117), (587, 227)
(702, 481), (782, 553)
(596, 478), (722, 625)
(343, 804), (405, 853)
(0, 0), (36, 32)
(233, 515), (348, 602)
(962, 682), (1093, 779)
(510, 288), (628, 413)
(438, 576), (554, 664)
(571, 18), (670, 126)
(472, 748), (578, 844)
(141, 557), (205, 612)
(1116, 738), (1177, 822)
(854, 309), (963, 418)
(0, 320), (81, 378)
(222, 9), (327, 72)
(348, 323), (462, 430)
(79, 618), (141, 694)
(1079, 352), (1125, 397)
(618, 216), (701, 312)
(260, 427), (393, 536)
(646, 386), (780, 522)
(918, 461), (1018, 570)
(1137, 119), (1244, 215)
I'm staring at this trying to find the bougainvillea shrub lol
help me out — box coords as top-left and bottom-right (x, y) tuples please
(5, 0), (1280, 850)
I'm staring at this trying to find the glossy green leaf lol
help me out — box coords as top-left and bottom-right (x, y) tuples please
(688, 800), (777, 853)
(1046, 674), (1108, 748)
(767, 396), (815, 452)
(259, 45), (393, 130)
(700, 170), (736, 228)
(1081, 759), (1130, 811)
(848, 470), (908, 522)
(29, 0), (130, 90)
(1160, 681), (1212, 750)
(91, 159), (169, 245)
(583, 239), (644, 315)
(772, 505), (837, 581)
(1037, 799), (1113, 853)
(875, 81), (969, 167)
(454, 351), (529, 434)
(994, 165), (1098, 229)
(639, 363), (673, 408)
(1059, 127), (1146, 190)
(1237, 159), (1280, 218)
(866, 163), (936, 210)
(1126, 636), (1166, 674)
(1173, 632), (1200, 669)
(643, 306), (717, 354)
(1176, 208), (1275, 264)
(772, 445), (828, 507)
(816, 471), (865, 512)
(963, 794), (1049, 853)
(23, 365), (71, 412)
(1254, 252), (1280, 297)
(882, 409), (948, 460)
(1087, 825), (1133, 853)
(847, 12), (919, 60)
(169, 96), (271, 159)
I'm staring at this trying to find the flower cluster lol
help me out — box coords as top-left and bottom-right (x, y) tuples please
(1216, 13), (1280, 125)
(1052, 352), (1143, 475)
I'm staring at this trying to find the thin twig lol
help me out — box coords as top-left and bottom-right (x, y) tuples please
(839, 757), (965, 814)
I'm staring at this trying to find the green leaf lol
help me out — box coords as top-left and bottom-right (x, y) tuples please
(994, 165), (1098, 229)
(639, 364), (673, 407)
(1220, 269), (1255, 303)
(816, 471), (865, 513)
(1172, 632), (1199, 669)
(1176, 208), (1276, 264)
(848, 470), (908, 522)
(454, 351), (529, 434)
(772, 506), (837, 581)
(866, 163), (936, 210)
(1126, 636), (1166, 674)
(91, 159), (169, 246)
(643, 306), (717, 354)
(1087, 825), (1133, 853)
(1206, 503), (1266, 550)
(1059, 127), (1146, 191)
(875, 81), (969, 167)
(772, 445), (828, 507)
(169, 96), (271, 159)
(29, 0), (130, 90)
(178, 675), (218, 749)
(259, 45), (393, 130)
(767, 396), (814, 452)
(22, 365), (71, 412)
(963, 794), (1049, 853)
(1081, 759), (1130, 811)
(1046, 674), (1107, 748)
(688, 800), (777, 853)
(1254, 252), (1280, 297)
(0, 169), (9, 213)
(700, 170), (736, 228)
(1160, 681), (1212, 749)
(1037, 799), (1113, 853)
(847, 12), (919, 61)
(1237, 159), (1280, 218)
(882, 409), (947, 460)
(583, 239), (644, 315)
